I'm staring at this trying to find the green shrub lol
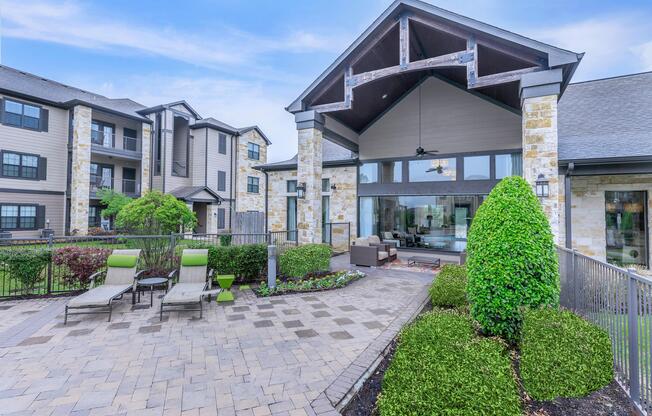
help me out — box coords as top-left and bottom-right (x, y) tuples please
(520, 308), (613, 400)
(467, 176), (559, 341)
(189, 243), (267, 282)
(378, 311), (520, 416)
(256, 270), (365, 296)
(429, 264), (467, 308)
(219, 234), (232, 246)
(0, 249), (51, 291)
(279, 244), (332, 278)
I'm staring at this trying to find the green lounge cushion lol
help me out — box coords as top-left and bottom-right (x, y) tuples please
(181, 253), (208, 267)
(107, 254), (138, 268)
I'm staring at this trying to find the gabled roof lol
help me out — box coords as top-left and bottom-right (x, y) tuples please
(169, 186), (223, 203)
(138, 100), (202, 119)
(237, 126), (272, 145)
(559, 71), (652, 162)
(190, 117), (239, 134)
(287, 0), (581, 116)
(0, 65), (151, 122)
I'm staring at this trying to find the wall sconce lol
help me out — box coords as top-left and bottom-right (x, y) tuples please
(296, 182), (306, 199)
(330, 184), (337, 191)
(535, 174), (549, 198)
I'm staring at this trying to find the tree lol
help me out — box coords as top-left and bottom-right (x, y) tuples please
(97, 188), (132, 219)
(115, 190), (196, 234)
(466, 176), (559, 342)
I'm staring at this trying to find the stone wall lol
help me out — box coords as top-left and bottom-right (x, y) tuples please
(570, 174), (652, 265)
(141, 122), (151, 193)
(267, 165), (357, 251)
(235, 129), (267, 213)
(69, 105), (92, 235)
(297, 128), (323, 244)
(522, 94), (561, 243)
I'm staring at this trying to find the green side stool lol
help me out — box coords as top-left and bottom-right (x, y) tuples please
(239, 284), (251, 290)
(216, 274), (235, 302)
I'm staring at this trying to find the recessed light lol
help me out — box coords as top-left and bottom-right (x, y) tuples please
(381, 93), (388, 99)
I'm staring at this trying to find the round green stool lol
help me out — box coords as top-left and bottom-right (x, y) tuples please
(216, 274), (235, 302)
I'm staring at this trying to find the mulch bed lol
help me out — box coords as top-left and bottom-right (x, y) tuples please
(251, 271), (365, 297)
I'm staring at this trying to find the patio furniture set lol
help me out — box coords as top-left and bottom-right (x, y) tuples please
(64, 249), (236, 324)
(351, 235), (442, 268)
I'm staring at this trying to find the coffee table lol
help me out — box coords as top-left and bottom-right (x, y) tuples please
(137, 277), (169, 307)
(407, 256), (441, 268)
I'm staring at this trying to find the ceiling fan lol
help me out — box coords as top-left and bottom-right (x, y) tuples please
(414, 82), (443, 173)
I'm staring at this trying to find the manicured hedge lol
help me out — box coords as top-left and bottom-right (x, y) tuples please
(520, 308), (613, 400)
(429, 264), (467, 308)
(52, 247), (111, 287)
(0, 249), (51, 290)
(279, 244), (332, 278)
(188, 243), (267, 282)
(467, 176), (559, 341)
(378, 311), (521, 416)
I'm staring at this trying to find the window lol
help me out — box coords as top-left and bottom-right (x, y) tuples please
(247, 176), (259, 193)
(359, 163), (378, 184)
(123, 128), (138, 151)
(381, 161), (402, 183)
(88, 206), (100, 228)
(0, 204), (38, 230)
(2, 152), (39, 179)
(322, 178), (330, 192)
(91, 120), (114, 147)
(217, 171), (226, 192)
(287, 196), (297, 240)
(605, 191), (648, 267)
(217, 208), (226, 229)
(495, 153), (523, 179)
(322, 196), (330, 243)
(247, 142), (260, 160)
(464, 155), (490, 180)
(3, 99), (40, 130)
(409, 158), (457, 182)
(287, 180), (297, 193)
(218, 133), (227, 154)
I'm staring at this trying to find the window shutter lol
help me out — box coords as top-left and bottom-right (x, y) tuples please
(39, 108), (49, 132)
(36, 205), (46, 229)
(37, 157), (47, 180)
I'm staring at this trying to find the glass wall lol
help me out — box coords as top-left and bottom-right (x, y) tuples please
(359, 195), (485, 252)
(605, 191), (648, 267)
(409, 158), (456, 182)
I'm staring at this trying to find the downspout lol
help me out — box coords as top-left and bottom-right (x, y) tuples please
(229, 133), (235, 230)
(564, 162), (574, 249)
(204, 128), (208, 187)
(162, 110), (167, 193)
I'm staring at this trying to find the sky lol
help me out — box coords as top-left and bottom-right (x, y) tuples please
(1, 0), (652, 163)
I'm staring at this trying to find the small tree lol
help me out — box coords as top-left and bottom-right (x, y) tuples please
(97, 188), (132, 220)
(466, 176), (559, 342)
(115, 190), (196, 234)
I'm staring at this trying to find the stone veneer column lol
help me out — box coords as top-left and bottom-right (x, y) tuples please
(141, 122), (151, 193)
(206, 204), (219, 234)
(521, 69), (563, 244)
(295, 111), (324, 245)
(69, 105), (92, 235)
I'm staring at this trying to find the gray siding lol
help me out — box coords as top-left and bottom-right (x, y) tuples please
(358, 77), (521, 160)
(0, 191), (65, 237)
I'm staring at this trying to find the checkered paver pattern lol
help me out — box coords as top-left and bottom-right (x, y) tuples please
(0, 265), (432, 416)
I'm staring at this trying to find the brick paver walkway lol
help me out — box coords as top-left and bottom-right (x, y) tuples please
(0, 262), (432, 416)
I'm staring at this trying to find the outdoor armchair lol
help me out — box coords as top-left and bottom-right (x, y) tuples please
(368, 235), (397, 261)
(160, 249), (215, 321)
(64, 249), (142, 324)
(350, 237), (389, 267)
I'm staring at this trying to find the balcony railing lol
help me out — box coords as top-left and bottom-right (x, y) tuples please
(91, 131), (140, 152)
(89, 174), (113, 195)
(122, 179), (140, 196)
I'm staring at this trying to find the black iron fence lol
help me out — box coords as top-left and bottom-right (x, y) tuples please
(558, 246), (651, 414)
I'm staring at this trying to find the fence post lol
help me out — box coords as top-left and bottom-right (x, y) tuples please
(169, 234), (177, 256)
(348, 222), (351, 251)
(571, 249), (577, 310)
(627, 269), (640, 407)
(46, 234), (53, 295)
(267, 245), (277, 289)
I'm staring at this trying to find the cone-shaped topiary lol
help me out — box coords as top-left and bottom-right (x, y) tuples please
(466, 176), (559, 341)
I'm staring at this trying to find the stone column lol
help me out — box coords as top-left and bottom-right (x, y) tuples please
(206, 204), (218, 234)
(295, 111), (324, 245)
(141, 122), (151, 194)
(69, 105), (92, 235)
(521, 69), (562, 243)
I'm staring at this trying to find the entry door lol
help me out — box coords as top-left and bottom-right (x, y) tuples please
(605, 191), (648, 267)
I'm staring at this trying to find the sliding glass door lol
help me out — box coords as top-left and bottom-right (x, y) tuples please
(605, 191), (648, 267)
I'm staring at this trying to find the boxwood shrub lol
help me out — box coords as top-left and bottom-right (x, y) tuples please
(467, 176), (559, 341)
(0, 249), (51, 291)
(279, 244), (332, 278)
(378, 311), (521, 416)
(429, 264), (467, 308)
(187, 243), (267, 282)
(520, 308), (613, 400)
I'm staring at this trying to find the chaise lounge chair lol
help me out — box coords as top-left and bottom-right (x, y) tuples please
(160, 249), (214, 321)
(64, 249), (142, 324)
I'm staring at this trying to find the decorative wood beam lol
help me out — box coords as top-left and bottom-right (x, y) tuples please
(470, 66), (542, 89)
(466, 36), (478, 87)
(399, 14), (410, 69)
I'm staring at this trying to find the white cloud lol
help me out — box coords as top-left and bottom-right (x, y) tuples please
(527, 14), (652, 81)
(84, 74), (298, 162)
(0, 0), (347, 75)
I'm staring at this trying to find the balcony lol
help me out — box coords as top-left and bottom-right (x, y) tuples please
(91, 131), (142, 160)
(122, 179), (141, 197)
(89, 174), (113, 198)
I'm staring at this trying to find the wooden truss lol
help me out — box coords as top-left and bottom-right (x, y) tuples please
(309, 14), (545, 113)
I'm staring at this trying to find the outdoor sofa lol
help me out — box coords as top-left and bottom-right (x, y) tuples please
(350, 237), (393, 267)
(64, 249), (142, 324)
(160, 249), (214, 320)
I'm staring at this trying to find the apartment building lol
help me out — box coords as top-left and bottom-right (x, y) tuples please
(0, 65), (269, 237)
